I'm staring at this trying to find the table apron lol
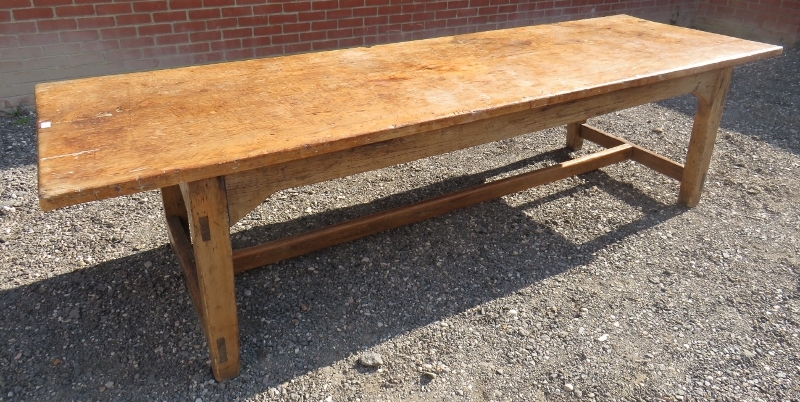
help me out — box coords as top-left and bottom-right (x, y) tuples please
(224, 69), (720, 224)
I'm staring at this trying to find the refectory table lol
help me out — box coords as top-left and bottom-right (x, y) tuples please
(36, 15), (782, 380)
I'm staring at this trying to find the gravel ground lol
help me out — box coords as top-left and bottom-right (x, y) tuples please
(1, 47), (798, 402)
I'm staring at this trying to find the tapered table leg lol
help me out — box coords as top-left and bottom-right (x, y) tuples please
(679, 67), (733, 207)
(180, 177), (240, 381)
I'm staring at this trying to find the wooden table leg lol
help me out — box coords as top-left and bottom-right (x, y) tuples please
(679, 67), (733, 207)
(162, 185), (189, 233)
(162, 185), (205, 322)
(180, 177), (240, 381)
(566, 120), (586, 151)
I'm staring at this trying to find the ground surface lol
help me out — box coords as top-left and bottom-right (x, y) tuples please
(0, 47), (798, 402)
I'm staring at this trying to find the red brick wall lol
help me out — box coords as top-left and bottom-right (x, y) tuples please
(0, 0), (717, 110)
(694, 0), (800, 45)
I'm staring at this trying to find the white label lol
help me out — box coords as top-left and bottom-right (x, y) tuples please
(40, 121), (51, 129)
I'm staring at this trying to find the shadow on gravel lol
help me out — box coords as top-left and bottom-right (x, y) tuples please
(655, 46), (800, 157)
(0, 148), (684, 400)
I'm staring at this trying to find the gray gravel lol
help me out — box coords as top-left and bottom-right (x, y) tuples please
(1, 47), (798, 401)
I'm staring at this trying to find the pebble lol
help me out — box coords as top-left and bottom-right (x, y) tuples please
(1, 54), (797, 402)
(653, 127), (664, 133)
(564, 383), (574, 392)
(104, 381), (114, 388)
(195, 398), (203, 402)
(357, 352), (383, 368)
(69, 308), (81, 320)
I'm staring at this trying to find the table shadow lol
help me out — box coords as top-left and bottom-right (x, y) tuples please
(0, 148), (684, 401)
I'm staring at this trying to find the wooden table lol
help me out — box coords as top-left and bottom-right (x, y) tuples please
(36, 15), (781, 380)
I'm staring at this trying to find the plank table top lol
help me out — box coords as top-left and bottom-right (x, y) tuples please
(36, 15), (781, 211)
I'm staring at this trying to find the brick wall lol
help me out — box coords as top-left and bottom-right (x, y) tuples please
(0, 0), (787, 111)
(694, 0), (800, 45)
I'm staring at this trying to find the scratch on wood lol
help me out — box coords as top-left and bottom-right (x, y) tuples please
(40, 149), (100, 161)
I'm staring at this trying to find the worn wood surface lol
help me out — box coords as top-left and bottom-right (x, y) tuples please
(679, 67), (734, 206)
(162, 185), (205, 321)
(225, 70), (719, 223)
(36, 15), (781, 211)
(566, 121), (586, 151)
(232, 144), (633, 272)
(161, 185), (189, 234)
(181, 177), (239, 381)
(165, 215), (202, 319)
(577, 124), (685, 180)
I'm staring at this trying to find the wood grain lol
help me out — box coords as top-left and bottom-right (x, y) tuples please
(225, 70), (717, 223)
(162, 185), (189, 235)
(566, 120), (586, 151)
(36, 15), (782, 211)
(232, 144), (633, 272)
(577, 124), (685, 180)
(679, 67), (734, 206)
(165, 215), (203, 322)
(162, 184), (206, 328)
(181, 177), (239, 381)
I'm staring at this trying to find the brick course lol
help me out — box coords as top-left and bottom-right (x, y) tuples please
(694, 0), (800, 44)
(0, 0), (795, 110)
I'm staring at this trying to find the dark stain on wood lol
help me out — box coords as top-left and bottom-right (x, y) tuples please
(199, 216), (211, 241)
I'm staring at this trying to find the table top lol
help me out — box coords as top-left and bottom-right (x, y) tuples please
(36, 15), (782, 210)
